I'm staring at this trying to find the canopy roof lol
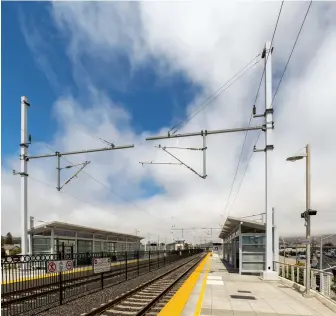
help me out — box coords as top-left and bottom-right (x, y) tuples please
(29, 221), (143, 240)
(219, 216), (265, 239)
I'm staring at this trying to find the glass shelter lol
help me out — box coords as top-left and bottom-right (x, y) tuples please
(219, 216), (278, 274)
(28, 221), (143, 256)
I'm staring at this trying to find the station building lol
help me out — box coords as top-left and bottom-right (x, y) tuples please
(29, 221), (143, 255)
(219, 216), (278, 274)
(166, 240), (186, 251)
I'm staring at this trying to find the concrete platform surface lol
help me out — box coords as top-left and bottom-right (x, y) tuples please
(181, 254), (336, 316)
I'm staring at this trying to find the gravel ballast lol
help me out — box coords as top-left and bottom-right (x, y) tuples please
(34, 254), (203, 316)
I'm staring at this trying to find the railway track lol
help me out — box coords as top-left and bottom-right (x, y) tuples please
(83, 254), (205, 316)
(1, 260), (169, 316)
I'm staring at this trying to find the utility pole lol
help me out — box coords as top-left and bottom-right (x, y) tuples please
(265, 40), (274, 276)
(286, 143), (317, 294)
(305, 143), (311, 296)
(14, 96), (135, 255)
(253, 41), (276, 279)
(20, 97), (29, 255)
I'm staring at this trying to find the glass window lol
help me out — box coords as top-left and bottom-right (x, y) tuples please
(242, 253), (265, 262)
(242, 245), (266, 252)
(103, 242), (115, 252)
(77, 240), (92, 253)
(95, 234), (106, 240)
(242, 262), (265, 271)
(242, 235), (265, 245)
(108, 236), (117, 241)
(115, 243), (126, 252)
(54, 229), (76, 237)
(33, 237), (51, 254)
(34, 230), (51, 236)
(94, 241), (102, 252)
(77, 232), (93, 239)
(54, 239), (76, 253)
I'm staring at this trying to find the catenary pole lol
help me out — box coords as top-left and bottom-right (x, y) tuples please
(21, 96), (30, 255)
(264, 41), (274, 275)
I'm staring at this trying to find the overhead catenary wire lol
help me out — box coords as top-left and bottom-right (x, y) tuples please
(169, 53), (261, 135)
(71, 124), (115, 147)
(222, 1), (284, 219)
(272, 0), (312, 106)
(41, 143), (171, 225)
(28, 175), (118, 217)
(28, 175), (155, 236)
(228, 130), (262, 215)
(253, 1), (284, 107)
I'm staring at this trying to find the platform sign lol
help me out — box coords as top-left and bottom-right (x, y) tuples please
(301, 239), (311, 245)
(46, 260), (74, 273)
(93, 258), (111, 274)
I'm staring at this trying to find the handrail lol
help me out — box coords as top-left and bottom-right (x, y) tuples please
(273, 261), (334, 275)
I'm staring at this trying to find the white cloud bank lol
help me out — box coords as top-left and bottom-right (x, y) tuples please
(2, 2), (336, 243)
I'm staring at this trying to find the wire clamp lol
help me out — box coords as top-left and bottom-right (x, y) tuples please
(13, 170), (29, 176)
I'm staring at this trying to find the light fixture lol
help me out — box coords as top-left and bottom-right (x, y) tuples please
(286, 155), (306, 162)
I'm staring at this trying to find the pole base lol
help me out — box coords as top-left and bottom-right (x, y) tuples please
(260, 270), (278, 281)
(302, 291), (314, 298)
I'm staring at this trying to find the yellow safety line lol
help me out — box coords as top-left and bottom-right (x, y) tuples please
(158, 253), (210, 316)
(194, 258), (211, 316)
(1, 258), (140, 285)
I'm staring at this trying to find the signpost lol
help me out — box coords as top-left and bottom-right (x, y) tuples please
(46, 260), (74, 273)
(302, 239), (311, 245)
(93, 258), (111, 274)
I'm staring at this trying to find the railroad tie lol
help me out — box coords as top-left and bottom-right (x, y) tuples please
(104, 309), (135, 315)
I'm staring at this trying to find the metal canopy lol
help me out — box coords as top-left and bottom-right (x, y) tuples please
(29, 221), (143, 240)
(219, 216), (265, 239)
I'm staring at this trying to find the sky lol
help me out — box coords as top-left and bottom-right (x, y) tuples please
(1, 1), (336, 244)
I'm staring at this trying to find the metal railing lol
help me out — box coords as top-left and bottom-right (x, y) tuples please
(274, 261), (336, 301)
(1, 249), (202, 316)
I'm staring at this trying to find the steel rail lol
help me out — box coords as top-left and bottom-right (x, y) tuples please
(83, 254), (205, 316)
(135, 255), (204, 315)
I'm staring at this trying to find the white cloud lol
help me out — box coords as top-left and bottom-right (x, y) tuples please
(2, 2), (336, 244)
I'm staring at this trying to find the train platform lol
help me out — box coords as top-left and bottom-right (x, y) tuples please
(159, 253), (336, 316)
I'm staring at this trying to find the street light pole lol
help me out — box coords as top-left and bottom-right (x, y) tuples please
(286, 143), (317, 297)
(280, 236), (286, 265)
(305, 144), (311, 296)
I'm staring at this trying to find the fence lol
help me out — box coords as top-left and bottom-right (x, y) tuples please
(274, 261), (336, 301)
(1, 249), (202, 316)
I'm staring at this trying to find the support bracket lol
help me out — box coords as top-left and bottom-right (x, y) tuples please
(254, 108), (274, 119)
(13, 170), (28, 177)
(262, 122), (274, 131)
(253, 145), (274, 153)
(261, 47), (274, 58)
(57, 158), (91, 191)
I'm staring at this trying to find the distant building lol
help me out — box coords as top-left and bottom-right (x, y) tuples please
(29, 221), (143, 255)
(166, 240), (186, 251)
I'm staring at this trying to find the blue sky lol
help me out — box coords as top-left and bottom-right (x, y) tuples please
(1, 2), (200, 166)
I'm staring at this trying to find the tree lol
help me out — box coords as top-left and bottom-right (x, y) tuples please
(10, 247), (21, 256)
(323, 242), (334, 247)
(5, 232), (13, 245)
